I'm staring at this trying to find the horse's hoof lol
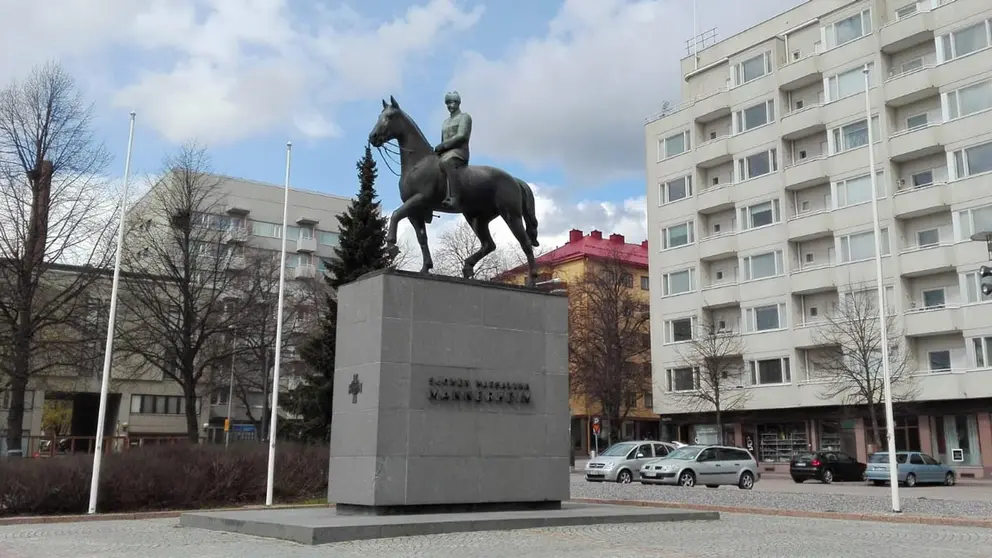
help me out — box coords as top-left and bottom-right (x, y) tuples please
(419, 265), (433, 275)
(462, 268), (474, 279)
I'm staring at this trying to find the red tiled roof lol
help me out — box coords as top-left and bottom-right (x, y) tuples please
(501, 229), (649, 277)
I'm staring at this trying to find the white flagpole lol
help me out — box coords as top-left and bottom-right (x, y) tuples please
(88, 111), (136, 515)
(265, 141), (292, 506)
(863, 64), (901, 513)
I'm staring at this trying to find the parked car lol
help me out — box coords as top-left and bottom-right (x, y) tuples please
(639, 445), (759, 489)
(584, 441), (676, 484)
(790, 450), (866, 484)
(864, 451), (956, 487)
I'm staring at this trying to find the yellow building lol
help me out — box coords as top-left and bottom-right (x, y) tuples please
(498, 228), (657, 455)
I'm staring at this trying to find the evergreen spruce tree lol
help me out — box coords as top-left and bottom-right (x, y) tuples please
(283, 146), (393, 441)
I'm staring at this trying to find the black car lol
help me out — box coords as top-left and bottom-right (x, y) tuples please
(790, 450), (866, 484)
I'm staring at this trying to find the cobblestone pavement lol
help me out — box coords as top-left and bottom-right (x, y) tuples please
(1, 513), (990, 557)
(570, 476), (992, 518)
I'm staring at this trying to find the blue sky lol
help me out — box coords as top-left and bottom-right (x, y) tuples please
(1, 0), (804, 249)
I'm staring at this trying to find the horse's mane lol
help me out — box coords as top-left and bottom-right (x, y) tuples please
(397, 108), (432, 149)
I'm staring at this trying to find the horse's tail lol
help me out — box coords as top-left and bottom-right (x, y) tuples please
(517, 179), (540, 247)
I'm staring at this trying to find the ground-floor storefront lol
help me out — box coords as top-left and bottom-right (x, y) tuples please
(658, 399), (992, 478)
(570, 415), (660, 456)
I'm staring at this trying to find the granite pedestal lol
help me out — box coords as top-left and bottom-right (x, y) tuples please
(328, 269), (570, 514)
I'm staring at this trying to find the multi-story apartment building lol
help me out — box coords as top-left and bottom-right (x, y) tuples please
(646, 0), (992, 477)
(0, 175), (351, 453)
(499, 229), (656, 455)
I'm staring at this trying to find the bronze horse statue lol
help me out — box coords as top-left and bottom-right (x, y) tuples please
(368, 96), (540, 286)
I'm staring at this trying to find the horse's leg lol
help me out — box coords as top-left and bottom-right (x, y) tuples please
(385, 193), (427, 257)
(504, 213), (537, 287)
(408, 214), (433, 274)
(462, 214), (497, 279)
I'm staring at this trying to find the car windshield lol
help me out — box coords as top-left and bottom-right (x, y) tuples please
(667, 446), (703, 460)
(599, 443), (637, 457)
(795, 452), (816, 461)
(868, 453), (908, 464)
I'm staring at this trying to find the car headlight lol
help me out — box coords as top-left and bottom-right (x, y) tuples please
(601, 462), (616, 470)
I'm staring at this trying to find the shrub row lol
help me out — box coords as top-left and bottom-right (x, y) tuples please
(0, 443), (327, 516)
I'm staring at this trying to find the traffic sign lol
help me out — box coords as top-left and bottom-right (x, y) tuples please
(592, 417), (601, 435)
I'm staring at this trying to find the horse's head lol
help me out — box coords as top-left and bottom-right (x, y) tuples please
(369, 95), (405, 148)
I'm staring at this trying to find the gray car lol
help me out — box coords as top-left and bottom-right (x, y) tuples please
(584, 441), (676, 484)
(638, 444), (760, 489)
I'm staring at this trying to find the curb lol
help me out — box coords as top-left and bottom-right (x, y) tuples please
(573, 498), (992, 529)
(0, 503), (332, 527)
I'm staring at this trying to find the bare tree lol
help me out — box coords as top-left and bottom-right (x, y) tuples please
(116, 143), (255, 441)
(811, 284), (917, 448)
(0, 61), (114, 455)
(670, 320), (748, 444)
(431, 221), (522, 280)
(568, 253), (651, 442)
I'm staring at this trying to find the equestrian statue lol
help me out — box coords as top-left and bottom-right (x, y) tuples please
(368, 93), (540, 286)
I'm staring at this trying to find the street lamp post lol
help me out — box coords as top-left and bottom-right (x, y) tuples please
(225, 327), (237, 448)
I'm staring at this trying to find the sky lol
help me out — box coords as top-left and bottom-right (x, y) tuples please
(0, 0), (806, 254)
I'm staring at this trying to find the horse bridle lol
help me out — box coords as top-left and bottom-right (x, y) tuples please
(370, 139), (414, 178)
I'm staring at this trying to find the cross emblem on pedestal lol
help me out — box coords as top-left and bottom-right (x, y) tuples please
(348, 374), (362, 404)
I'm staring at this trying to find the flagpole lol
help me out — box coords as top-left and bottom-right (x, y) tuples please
(88, 111), (136, 515)
(864, 64), (901, 513)
(265, 141), (292, 506)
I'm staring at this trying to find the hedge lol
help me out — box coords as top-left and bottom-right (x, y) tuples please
(0, 443), (327, 517)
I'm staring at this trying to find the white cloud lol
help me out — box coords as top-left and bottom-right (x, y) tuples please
(446, 0), (804, 183)
(0, 0), (483, 146)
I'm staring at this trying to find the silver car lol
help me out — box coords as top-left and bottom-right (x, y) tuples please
(639, 445), (760, 489)
(585, 441), (676, 484)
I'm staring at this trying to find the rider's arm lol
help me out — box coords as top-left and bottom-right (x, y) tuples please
(438, 115), (472, 151)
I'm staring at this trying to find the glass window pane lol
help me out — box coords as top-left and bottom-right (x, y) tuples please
(848, 232), (875, 260)
(843, 120), (868, 149)
(929, 350), (951, 370)
(743, 103), (769, 130)
(667, 177), (688, 201)
(669, 271), (691, 294)
(965, 142), (992, 175)
(754, 305), (780, 330)
(750, 202), (773, 227)
(843, 175), (872, 205)
(746, 152), (770, 178)
(741, 55), (766, 82)
(130, 395), (142, 414)
(750, 253), (777, 278)
(668, 224), (689, 247)
(835, 13), (864, 45)
(837, 68), (863, 98)
(958, 81), (992, 116)
(973, 206), (992, 232)
(665, 133), (686, 156)
(672, 319), (693, 342)
(953, 22), (989, 58)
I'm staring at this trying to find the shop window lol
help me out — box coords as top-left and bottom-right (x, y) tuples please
(931, 415), (981, 466)
(818, 419), (858, 456)
(866, 416), (920, 453)
(757, 423), (808, 462)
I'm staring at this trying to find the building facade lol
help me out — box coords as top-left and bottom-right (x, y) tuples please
(0, 175), (351, 453)
(646, 0), (992, 477)
(500, 229), (657, 455)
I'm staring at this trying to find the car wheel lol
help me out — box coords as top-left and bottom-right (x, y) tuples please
(678, 471), (696, 488)
(617, 469), (633, 484)
(821, 469), (834, 484)
(904, 473), (917, 487)
(872, 480), (885, 486)
(738, 471), (755, 490)
(944, 472), (955, 486)
(792, 476), (804, 483)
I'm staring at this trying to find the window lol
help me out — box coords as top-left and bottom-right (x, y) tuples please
(659, 175), (692, 204)
(251, 221), (281, 238)
(748, 357), (791, 385)
(962, 271), (992, 303)
(625, 392), (637, 409)
(838, 229), (889, 262)
(620, 273), (634, 288)
(662, 221), (694, 249)
(829, 116), (879, 154)
(640, 276), (649, 290)
(665, 317), (695, 343)
(318, 231), (339, 246)
(826, 63), (874, 102)
(945, 80), (992, 120)
(735, 149), (778, 181)
(917, 228), (939, 247)
(954, 204), (992, 241)
(644, 392), (653, 409)
(833, 173), (883, 208)
(210, 388), (230, 406)
(666, 367), (697, 392)
(826, 9), (871, 48)
(744, 303), (786, 333)
(662, 269), (695, 296)
(928, 350), (951, 372)
(734, 100), (775, 133)
(910, 170), (934, 187)
(931, 415), (981, 466)
(844, 286), (895, 315)
(660, 130), (690, 159)
(951, 141), (992, 178)
(129, 394), (190, 415)
(922, 288), (946, 309)
(741, 250), (784, 281)
(906, 113), (928, 130)
(972, 336), (992, 368)
(0, 390), (34, 411)
(937, 20), (991, 63)
(733, 51), (772, 86)
(740, 199), (781, 230)
(896, 3), (917, 19)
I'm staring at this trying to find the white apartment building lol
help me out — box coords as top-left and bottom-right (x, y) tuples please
(646, 0), (992, 477)
(1, 175), (351, 453)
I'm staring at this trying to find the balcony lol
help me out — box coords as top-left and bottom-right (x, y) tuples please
(879, 9), (936, 54)
(780, 106), (825, 141)
(893, 182), (950, 218)
(296, 237), (317, 252)
(899, 243), (955, 277)
(695, 135), (732, 168)
(961, 303), (992, 331)
(914, 368), (992, 402)
(790, 265), (836, 294)
(888, 124), (943, 162)
(825, 143), (884, 178)
(884, 64), (938, 107)
(227, 255), (246, 270)
(697, 184), (734, 213)
(699, 283), (740, 308)
(698, 232), (737, 261)
(783, 157), (829, 191)
(693, 88), (732, 123)
(223, 226), (249, 244)
(904, 306), (961, 337)
(792, 322), (828, 348)
(777, 52), (823, 91)
(786, 211), (833, 242)
(293, 265), (317, 280)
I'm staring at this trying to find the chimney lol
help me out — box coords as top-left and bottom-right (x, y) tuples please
(609, 233), (625, 245)
(641, 240), (649, 249)
(590, 230), (603, 240)
(568, 229), (583, 243)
